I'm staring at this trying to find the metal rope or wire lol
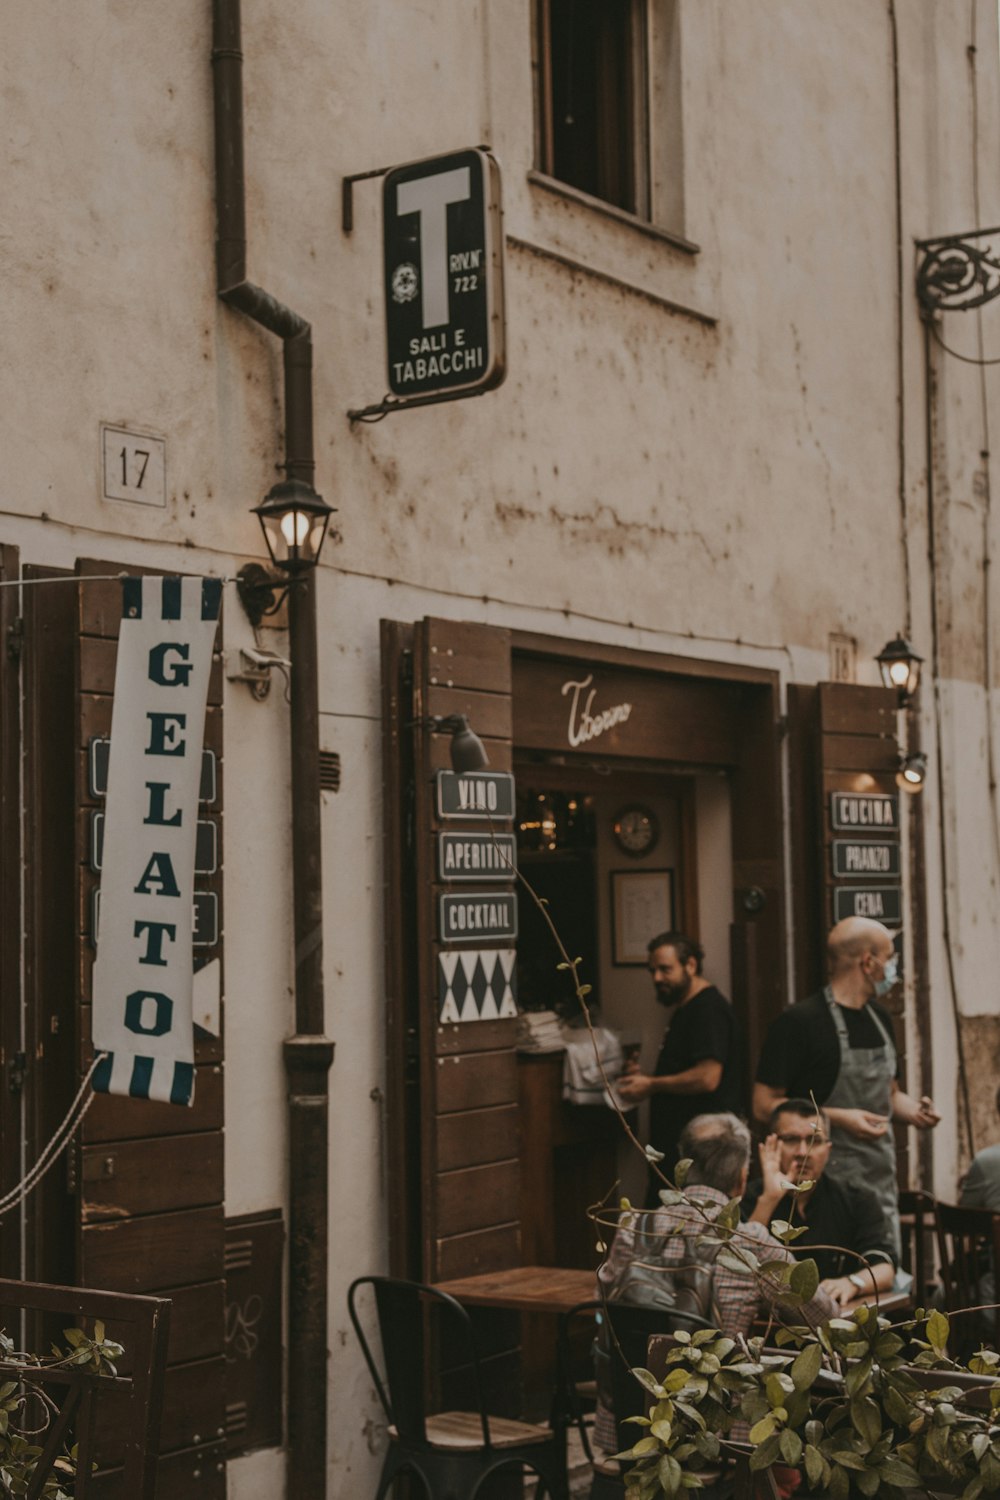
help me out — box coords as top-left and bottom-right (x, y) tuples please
(924, 321), (976, 1158)
(964, 0), (1000, 900)
(0, 572), (237, 589)
(0, 1054), (107, 1219)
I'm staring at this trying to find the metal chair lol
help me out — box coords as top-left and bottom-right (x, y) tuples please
(347, 1275), (568, 1500)
(557, 1300), (716, 1500)
(933, 1200), (1000, 1355)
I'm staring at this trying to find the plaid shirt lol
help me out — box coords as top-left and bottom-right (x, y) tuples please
(592, 1184), (834, 1451)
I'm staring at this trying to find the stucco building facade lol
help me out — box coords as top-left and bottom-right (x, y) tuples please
(3, 1), (1000, 1495)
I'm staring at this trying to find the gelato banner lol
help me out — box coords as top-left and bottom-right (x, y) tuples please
(92, 576), (222, 1105)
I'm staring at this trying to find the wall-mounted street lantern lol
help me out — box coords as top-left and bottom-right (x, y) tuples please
(236, 479), (335, 627)
(255, 478), (333, 570)
(876, 635), (923, 705)
(897, 750), (927, 793)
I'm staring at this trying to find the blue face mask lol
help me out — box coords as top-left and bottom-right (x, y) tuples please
(873, 956), (898, 997)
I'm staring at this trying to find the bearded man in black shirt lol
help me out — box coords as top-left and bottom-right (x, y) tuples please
(617, 931), (744, 1200)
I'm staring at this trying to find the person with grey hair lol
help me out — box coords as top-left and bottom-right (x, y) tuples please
(960, 1084), (1000, 1214)
(599, 1112), (834, 1325)
(593, 1112), (835, 1451)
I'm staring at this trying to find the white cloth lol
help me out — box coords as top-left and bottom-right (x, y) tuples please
(562, 1027), (623, 1106)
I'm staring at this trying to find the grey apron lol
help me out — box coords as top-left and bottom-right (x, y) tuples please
(822, 987), (901, 1259)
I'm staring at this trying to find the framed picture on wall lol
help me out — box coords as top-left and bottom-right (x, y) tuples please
(611, 868), (675, 966)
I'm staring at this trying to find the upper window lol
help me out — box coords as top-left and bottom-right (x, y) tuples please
(534, 1), (687, 241)
(536, 0), (650, 218)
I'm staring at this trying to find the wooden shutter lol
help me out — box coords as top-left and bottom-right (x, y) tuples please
(788, 683), (899, 990)
(787, 681), (909, 1178)
(75, 562), (227, 1498)
(383, 616), (521, 1282)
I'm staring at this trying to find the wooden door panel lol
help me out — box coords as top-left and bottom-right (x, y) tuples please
(385, 617), (521, 1282)
(74, 562), (230, 1486)
(81, 1206), (225, 1292)
(81, 1133), (224, 1221)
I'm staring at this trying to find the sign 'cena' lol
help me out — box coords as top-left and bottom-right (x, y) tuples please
(91, 576), (221, 1105)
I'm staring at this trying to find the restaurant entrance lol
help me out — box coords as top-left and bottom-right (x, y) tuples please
(380, 617), (787, 1289)
(513, 760), (725, 1236)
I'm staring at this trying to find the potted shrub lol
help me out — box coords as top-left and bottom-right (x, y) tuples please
(614, 1305), (1000, 1500)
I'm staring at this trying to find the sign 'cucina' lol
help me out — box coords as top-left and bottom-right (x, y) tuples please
(830, 792), (898, 830)
(561, 674), (633, 748)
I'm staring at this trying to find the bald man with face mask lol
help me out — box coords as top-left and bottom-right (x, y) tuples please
(752, 917), (940, 1257)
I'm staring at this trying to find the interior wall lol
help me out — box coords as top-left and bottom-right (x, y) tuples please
(695, 772), (734, 1002)
(591, 772), (735, 1202)
(595, 786), (682, 1054)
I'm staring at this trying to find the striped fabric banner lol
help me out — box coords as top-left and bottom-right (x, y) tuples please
(92, 576), (222, 1105)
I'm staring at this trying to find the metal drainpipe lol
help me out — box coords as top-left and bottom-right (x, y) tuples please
(211, 2), (334, 1494)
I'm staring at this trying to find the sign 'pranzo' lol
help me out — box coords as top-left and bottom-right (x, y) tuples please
(91, 576), (221, 1106)
(384, 148), (505, 401)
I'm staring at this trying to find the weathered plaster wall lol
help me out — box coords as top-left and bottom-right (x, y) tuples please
(3, 3), (1000, 1498)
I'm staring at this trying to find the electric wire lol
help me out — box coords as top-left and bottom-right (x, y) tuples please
(966, 0), (1000, 917)
(0, 572), (237, 589)
(889, 0), (913, 637)
(911, 2), (999, 1158)
(923, 320), (976, 1159)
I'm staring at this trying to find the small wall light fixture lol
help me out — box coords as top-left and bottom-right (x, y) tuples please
(437, 714), (490, 773)
(876, 634), (923, 705)
(415, 714), (490, 772)
(236, 478), (335, 626)
(897, 749), (928, 792)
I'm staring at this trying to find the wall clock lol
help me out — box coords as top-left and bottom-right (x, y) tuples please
(612, 804), (659, 857)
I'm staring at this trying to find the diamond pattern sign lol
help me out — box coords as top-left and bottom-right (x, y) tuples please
(438, 949), (517, 1023)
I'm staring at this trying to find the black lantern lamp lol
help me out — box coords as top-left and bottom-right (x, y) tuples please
(237, 478), (334, 627)
(876, 635), (923, 704)
(897, 749), (927, 793)
(432, 714), (490, 773)
(255, 478), (333, 570)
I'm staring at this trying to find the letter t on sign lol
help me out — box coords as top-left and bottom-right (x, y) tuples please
(396, 167), (470, 329)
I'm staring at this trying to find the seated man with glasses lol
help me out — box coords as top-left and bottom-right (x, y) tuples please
(741, 1098), (897, 1307)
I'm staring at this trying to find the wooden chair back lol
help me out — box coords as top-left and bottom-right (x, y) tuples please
(933, 1201), (1000, 1352)
(0, 1275), (170, 1499)
(898, 1188), (937, 1302)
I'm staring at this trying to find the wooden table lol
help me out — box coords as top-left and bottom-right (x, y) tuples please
(434, 1265), (911, 1322)
(432, 1264), (597, 1315)
(433, 1265), (599, 1421)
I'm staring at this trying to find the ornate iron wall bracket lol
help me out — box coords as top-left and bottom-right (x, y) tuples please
(916, 226), (1000, 316)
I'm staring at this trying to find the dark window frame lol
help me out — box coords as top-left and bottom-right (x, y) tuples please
(535, 0), (651, 220)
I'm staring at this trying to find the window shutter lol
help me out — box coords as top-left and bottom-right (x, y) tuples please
(383, 616), (521, 1282)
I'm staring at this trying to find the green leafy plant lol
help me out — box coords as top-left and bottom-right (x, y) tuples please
(0, 1322), (123, 1498)
(614, 1307), (1000, 1500)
